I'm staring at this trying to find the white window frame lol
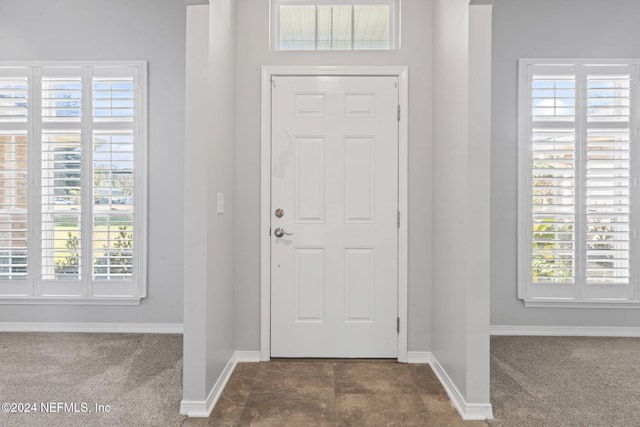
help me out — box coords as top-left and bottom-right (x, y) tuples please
(0, 61), (147, 305)
(271, 0), (399, 51)
(518, 58), (640, 308)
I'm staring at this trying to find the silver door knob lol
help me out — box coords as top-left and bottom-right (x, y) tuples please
(274, 227), (293, 238)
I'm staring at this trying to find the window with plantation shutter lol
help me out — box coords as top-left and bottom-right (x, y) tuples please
(0, 62), (147, 305)
(518, 59), (639, 307)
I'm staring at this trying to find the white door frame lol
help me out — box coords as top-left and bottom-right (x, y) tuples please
(260, 66), (409, 362)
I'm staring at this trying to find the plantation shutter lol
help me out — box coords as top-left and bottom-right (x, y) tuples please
(0, 68), (29, 293)
(526, 64), (578, 299)
(520, 60), (638, 304)
(583, 65), (635, 300)
(91, 66), (137, 289)
(0, 62), (146, 303)
(40, 67), (84, 294)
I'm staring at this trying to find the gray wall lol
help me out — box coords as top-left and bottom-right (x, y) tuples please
(432, 0), (470, 396)
(183, 3), (210, 404)
(183, 0), (238, 404)
(432, 0), (492, 405)
(205, 0), (237, 398)
(234, 0), (433, 352)
(491, 0), (640, 327)
(0, 0), (186, 325)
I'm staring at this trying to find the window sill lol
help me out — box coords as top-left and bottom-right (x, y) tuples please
(523, 299), (640, 309)
(0, 296), (142, 306)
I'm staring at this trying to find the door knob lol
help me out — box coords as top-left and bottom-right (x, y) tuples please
(274, 227), (293, 238)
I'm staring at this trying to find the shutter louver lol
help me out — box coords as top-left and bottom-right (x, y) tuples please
(0, 77), (28, 280)
(41, 77), (82, 123)
(93, 79), (135, 122)
(92, 75), (135, 281)
(530, 69), (576, 284)
(0, 77), (28, 122)
(40, 74), (83, 281)
(585, 68), (632, 285)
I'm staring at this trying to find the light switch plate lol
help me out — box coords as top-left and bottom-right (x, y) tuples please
(217, 192), (224, 214)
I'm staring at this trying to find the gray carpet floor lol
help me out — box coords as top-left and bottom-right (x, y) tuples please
(490, 336), (640, 427)
(0, 332), (185, 427)
(2, 333), (639, 426)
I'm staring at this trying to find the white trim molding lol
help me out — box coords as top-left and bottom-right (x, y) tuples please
(234, 351), (262, 363)
(523, 300), (640, 309)
(0, 297), (141, 306)
(491, 325), (640, 337)
(407, 351), (433, 364)
(429, 354), (494, 421)
(180, 351), (261, 417)
(180, 356), (235, 417)
(260, 65), (409, 363)
(0, 322), (183, 334)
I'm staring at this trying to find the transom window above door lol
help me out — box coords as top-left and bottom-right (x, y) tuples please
(272, 0), (398, 51)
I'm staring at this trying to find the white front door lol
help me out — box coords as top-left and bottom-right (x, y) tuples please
(270, 75), (399, 358)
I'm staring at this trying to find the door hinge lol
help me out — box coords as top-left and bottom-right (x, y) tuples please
(397, 104), (401, 121)
(397, 317), (400, 333)
(397, 211), (400, 228)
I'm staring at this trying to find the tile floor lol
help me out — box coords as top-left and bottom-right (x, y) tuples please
(182, 359), (489, 426)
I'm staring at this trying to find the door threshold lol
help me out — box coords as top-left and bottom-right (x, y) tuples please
(268, 357), (399, 363)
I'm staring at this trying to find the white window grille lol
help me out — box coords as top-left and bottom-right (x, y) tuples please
(0, 62), (147, 304)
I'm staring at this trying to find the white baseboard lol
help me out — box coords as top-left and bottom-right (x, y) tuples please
(178, 399), (212, 418)
(0, 322), (183, 334)
(491, 325), (640, 337)
(234, 350), (261, 362)
(407, 351), (433, 364)
(180, 350), (261, 417)
(429, 354), (494, 421)
(180, 353), (236, 417)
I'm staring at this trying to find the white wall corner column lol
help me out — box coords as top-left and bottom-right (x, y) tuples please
(466, 0), (493, 418)
(181, 1), (211, 413)
(431, 0), (493, 421)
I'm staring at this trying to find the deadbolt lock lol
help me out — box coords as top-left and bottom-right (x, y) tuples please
(275, 208), (284, 218)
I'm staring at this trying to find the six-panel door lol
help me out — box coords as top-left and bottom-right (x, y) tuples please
(270, 76), (399, 358)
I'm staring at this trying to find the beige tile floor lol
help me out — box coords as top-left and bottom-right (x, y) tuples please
(183, 359), (489, 427)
